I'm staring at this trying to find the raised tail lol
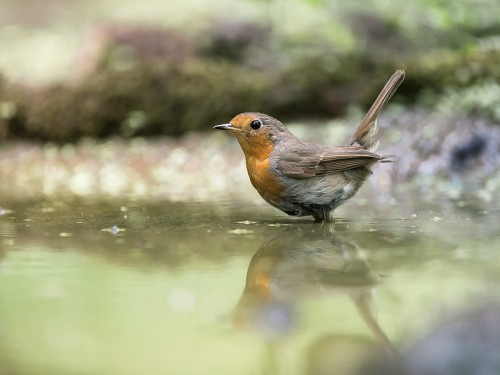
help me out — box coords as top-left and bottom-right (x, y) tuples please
(350, 69), (405, 151)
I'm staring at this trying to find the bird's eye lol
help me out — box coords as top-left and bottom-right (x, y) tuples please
(250, 120), (262, 130)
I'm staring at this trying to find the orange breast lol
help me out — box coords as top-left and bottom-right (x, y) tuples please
(246, 157), (284, 206)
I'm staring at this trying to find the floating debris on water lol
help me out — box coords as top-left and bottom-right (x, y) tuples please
(236, 220), (256, 225)
(228, 229), (254, 234)
(59, 232), (72, 237)
(101, 224), (125, 235)
(431, 216), (443, 222)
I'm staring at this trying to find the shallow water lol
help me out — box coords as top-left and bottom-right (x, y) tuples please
(0, 197), (499, 375)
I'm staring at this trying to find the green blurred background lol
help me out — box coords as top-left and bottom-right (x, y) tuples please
(1, 0), (500, 140)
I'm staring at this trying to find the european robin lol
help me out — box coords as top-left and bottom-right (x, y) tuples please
(214, 70), (405, 222)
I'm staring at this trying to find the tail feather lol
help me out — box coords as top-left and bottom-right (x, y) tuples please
(380, 154), (396, 163)
(350, 69), (405, 151)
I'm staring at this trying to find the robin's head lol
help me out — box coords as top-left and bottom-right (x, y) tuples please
(214, 112), (289, 159)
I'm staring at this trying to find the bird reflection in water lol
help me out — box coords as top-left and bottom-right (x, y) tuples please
(232, 225), (404, 375)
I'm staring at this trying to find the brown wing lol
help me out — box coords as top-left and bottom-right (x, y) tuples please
(276, 145), (383, 179)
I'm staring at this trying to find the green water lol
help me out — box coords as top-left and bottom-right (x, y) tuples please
(0, 198), (499, 375)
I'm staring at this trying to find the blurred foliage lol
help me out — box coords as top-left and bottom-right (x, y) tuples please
(0, 0), (499, 141)
(2, 61), (267, 141)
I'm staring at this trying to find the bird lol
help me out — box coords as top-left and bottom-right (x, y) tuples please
(214, 70), (405, 222)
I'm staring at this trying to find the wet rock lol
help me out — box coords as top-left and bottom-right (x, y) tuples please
(407, 305), (500, 375)
(1, 60), (268, 141)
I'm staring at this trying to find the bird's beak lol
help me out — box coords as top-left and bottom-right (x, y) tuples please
(213, 123), (234, 131)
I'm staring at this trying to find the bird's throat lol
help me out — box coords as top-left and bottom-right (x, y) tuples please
(236, 133), (274, 162)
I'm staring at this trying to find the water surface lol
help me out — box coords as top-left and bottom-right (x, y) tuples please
(0, 197), (499, 374)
